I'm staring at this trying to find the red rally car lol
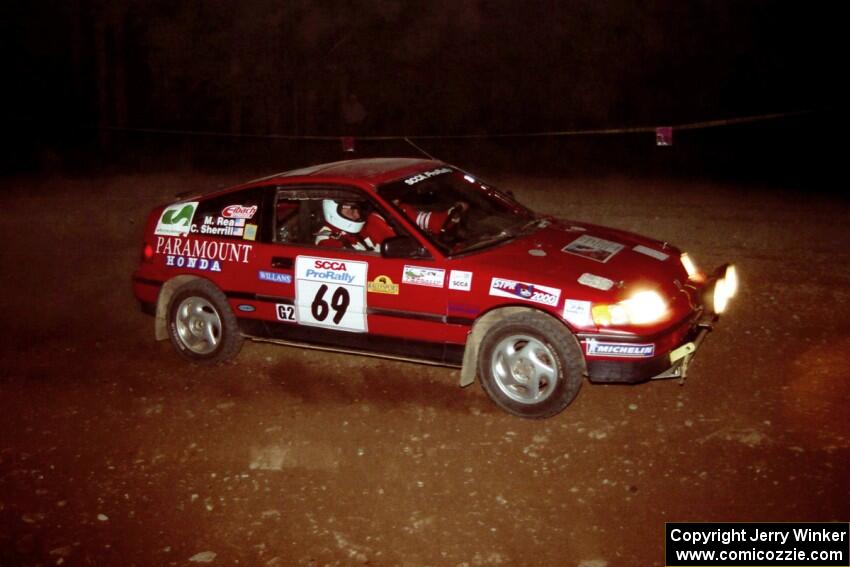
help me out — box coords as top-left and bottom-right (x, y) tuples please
(132, 158), (737, 418)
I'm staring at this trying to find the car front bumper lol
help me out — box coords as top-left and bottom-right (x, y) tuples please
(582, 314), (715, 384)
(580, 263), (736, 384)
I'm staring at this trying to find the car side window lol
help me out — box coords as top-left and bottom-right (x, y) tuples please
(274, 187), (407, 254)
(191, 188), (263, 242)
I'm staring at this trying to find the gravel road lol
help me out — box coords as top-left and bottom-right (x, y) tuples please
(1, 170), (848, 566)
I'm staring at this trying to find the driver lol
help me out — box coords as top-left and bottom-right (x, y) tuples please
(315, 199), (394, 252)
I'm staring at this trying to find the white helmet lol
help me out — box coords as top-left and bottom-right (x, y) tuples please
(323, 199), (365, 234)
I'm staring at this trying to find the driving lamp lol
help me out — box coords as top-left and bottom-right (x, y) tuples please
(680, 252), (702, 281)
(591, 290), (668, 327)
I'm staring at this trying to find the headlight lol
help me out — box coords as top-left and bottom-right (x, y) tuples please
(680, 253), (703, 281)
(591, 290), (668, 327)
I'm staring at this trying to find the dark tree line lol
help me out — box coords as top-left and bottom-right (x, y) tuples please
(4, 1), (839, 144)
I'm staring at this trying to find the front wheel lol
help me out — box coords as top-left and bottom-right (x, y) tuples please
(166, 279), (243, 363)
(478, 311), (584, 419)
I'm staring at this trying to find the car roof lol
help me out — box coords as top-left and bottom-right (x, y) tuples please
(245, 157), (445, 188)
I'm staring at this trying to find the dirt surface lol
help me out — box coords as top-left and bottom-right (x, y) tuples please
(1, 170), (848, 566)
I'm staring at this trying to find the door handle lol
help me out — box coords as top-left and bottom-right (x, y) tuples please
(271, 256), (293, 269)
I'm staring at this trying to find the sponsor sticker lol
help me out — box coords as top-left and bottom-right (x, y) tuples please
(367, 275), (399, 295)
(295, 256), (368, 332)
(243, 223), (258, 241)
(404, 167), (452, 186)
(403, 265), (445, 288)
(275, 304), (297, 322)
(577, 272), (615, 291)
(585, 338), (655, 358)
(563, 299), (593, 327)
(562, 234), (624, 263)
(259, 270), (292, 284)
(489, 277), (561, 307)
(155, 202), (198, 236)
(192, 215), (245, 237)
(633, 244), (669, 261)
(297, 257), (368, 286)
(448, 270), (473, 291)
(156, 236), (252, 272)
(222, 204), (257, 219)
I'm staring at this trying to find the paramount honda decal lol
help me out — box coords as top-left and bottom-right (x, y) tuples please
(585, 339), (655, 358)
(155, 236), (252, 273)
(489, 278), (561, 306)
(221, 204), (258, 219)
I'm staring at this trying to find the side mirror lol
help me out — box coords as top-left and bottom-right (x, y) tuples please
(381, 236), (428, 259)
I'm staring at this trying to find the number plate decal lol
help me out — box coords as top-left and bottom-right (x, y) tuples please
(294, 256), (368, 332)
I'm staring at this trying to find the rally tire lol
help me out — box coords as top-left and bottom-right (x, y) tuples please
(166, 279), (243, 363)
(478, 311), (584, 419)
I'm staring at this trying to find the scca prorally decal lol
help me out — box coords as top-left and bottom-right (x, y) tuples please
(489, 278), (561, 306)
(562, 234), (624, 263)
(156, 236), (252, 270)
(192, 215), (245, 237)
(221, 204), (258, 219)
(296, 256), (368, 287)
(295, 256), (368, 333)
(404, 167), (452, 186)
(259, 270), (292, 284)
(155, 202), (198, 236)
(303, 260), (355, 284)
(585, 339), (655, 358)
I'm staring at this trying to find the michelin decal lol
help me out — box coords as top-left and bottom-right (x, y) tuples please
(585, 339), (655, 358)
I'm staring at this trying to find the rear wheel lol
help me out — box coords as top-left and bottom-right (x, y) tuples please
(478, 311), (584, 418)
(167, 279), (242, 363)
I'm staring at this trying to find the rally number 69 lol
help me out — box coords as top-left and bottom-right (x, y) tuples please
(311, 284), (350, 325)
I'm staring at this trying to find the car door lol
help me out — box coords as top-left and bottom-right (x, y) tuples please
(249, 185), (451, 353)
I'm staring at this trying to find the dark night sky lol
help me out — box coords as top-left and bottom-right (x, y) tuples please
(2, 1), (841, 138)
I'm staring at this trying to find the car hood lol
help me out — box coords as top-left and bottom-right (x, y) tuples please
(469, 219), (690, 303)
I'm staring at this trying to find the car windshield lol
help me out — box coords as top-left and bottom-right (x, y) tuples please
(377, 168), (537, 255)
